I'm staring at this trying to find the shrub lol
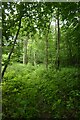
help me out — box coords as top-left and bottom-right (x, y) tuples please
(2, 64), (80, 119)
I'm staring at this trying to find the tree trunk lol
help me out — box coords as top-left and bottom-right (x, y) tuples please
(33, 51), (36, 66)
(55, 19), (57, 67)
(45, 22), (51, 70)
(23, 37), (28, 64)
(33, 37), (36, 66)
(56, 9), (60, 69)
(0, 33), (2, 83)
(45, 32), (48, 69)
(0, 3), (2, 82)
(2, 16), (22, 78)
(55, 19), (57, 50)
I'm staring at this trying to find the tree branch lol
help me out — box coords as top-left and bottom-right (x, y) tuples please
(2, 16), (22, 79)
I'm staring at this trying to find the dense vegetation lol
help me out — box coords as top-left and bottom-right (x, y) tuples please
(2, 64), (80, 119)
(2, 1), (80, 120)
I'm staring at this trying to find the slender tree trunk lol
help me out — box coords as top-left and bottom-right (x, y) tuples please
(55, 19), (57, 50)
(55, 19), (57, 63)
(33, 51), (36, 66)
(0, 34), (2, 83)
(45, 32), (48, 69)
(45, 22), (51, 70)
(23, 37), (28, 64)
(33, 38), (36, 66)
(2, 16), (22, 78)
(56, 9), (60, 69)
(0, 3), (2, 82)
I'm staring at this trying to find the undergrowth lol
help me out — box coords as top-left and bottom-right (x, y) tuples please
(2, 63), (80, 120)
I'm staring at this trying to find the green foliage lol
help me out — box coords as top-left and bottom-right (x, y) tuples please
(2, 64), (80, 119)
(2, 2), (80, 120)
(2, 2), (80, 67)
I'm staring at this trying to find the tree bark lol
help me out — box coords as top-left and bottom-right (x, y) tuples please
(2, 16), (22, 78)
(23, 37), (28, 64)
(0, 32), (2, 83)
(45, 33), (48, 69)
(45, 22), (51, 70)
(56, 8), (60, 69)
(0, 2), (2, 83)
(33, 51), (36, 66)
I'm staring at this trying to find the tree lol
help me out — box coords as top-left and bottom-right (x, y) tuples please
(2, 2), (23, 78)
(56, 8), (60, 69)
(2, 2), (80, 78)
(0, 2), (2, 82)
(0, 37), (2, 83)
(23, 37), (28, 64)
(45, 22), (51, 69)
(2, 16), (22, 78)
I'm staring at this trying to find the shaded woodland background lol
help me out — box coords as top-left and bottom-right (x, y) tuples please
(2, 2), (80, 120)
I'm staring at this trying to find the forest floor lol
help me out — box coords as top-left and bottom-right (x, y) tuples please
(2, 63), (80, 120)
